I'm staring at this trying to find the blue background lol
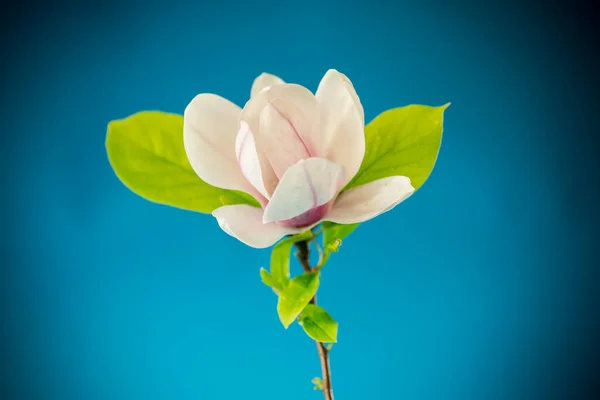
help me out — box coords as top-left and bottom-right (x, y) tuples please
(3, 1), (598, 399)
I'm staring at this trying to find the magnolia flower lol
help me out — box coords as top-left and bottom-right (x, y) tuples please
(183, 70), (415, 248)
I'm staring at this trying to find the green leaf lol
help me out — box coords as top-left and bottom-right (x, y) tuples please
(277, 272), (320, 328)
(298, 304), (338, 343)
(259, 267), (282, 294)
(346, 104), (449, 192)
(270, 230), (313, 288)
(323, 222), (359, 253)
(106, 111), (260, 213)
(319, 222), (360, 267)
(312, 377), (323, 390)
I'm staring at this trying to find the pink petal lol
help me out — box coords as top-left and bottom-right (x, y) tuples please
(212, 205), (301, 248)
(315, 69), (365, 187)
(235, 121), (269, 201)
(183, 94), (255, 194)
(250, 72), (285, 98)
(241, 84), (320, 195)
(263, 158), (345, 224)
(324, 176), (415, 224)
(259, 101), (311, 178)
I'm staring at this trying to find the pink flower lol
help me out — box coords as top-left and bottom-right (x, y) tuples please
(183, 70), (414, 248)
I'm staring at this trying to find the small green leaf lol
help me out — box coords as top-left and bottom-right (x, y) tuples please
(312, 377), (323, 390)
(270, 230), (313, 288)
(346, 104), (449, 192)
(319, 222), (359, 267)
(277, 272), (320, 328)
(259, 267), (281, 294)
(298, 304), (338, 343)
(323, 222), (359, 252)
(106, 111), (260, 213)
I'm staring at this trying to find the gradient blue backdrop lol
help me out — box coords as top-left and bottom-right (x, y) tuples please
(3, 1), (598, 399)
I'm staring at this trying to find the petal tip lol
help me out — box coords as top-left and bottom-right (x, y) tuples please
(251, 73), (285, 98)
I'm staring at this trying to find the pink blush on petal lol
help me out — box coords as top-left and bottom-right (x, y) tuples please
(277, 203), (330, 228)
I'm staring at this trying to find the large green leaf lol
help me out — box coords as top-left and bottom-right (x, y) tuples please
(106, 111), (260, 213)
(277, 272), (320, 328)
(270, 230), (313, 288)
(299, 304), (338, 343)
(346, 104), (449, 191)
(316, 105), (448, 264)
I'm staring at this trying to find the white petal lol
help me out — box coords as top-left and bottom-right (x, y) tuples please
(241, 84), (320, 195)
(259, 101), (311, 178)
(324, 176), (414, 224)
(251, 72), (285, 98)
(338, 72), (364, 124)
(263, 158), (345, 224)
(315, 69), (365, 187)
(183, 94), (253, 193)
(213, 205), (301, 248)
(235, 121), (269, 200)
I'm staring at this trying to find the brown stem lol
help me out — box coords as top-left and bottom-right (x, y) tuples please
(294, 241), (334, 400)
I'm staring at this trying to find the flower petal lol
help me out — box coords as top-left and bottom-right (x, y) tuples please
(251, 72), (285, 98)
(241, 84), (320, 195)
(235, 121), (269, 201)
(315, 69), (365, 187)
(263, 157), (345, 224)
(213, 205), (301, 248)
(259, 101), (312, 178)
(324, 176), (414, 224)
(184, 94), (253, 193)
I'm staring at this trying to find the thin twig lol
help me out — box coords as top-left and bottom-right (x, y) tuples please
(312, 228), (323, 237)
(311, 239), (325, 269)
(294, 241), (334, 400)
